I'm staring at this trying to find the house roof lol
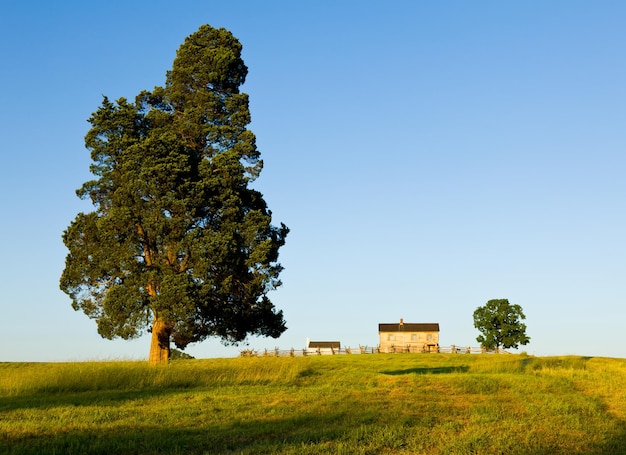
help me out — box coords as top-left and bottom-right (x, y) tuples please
(378, 323), (440, 332)
(308, 341), (340, 349)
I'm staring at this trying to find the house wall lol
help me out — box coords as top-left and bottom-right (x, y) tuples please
(378, 330), (439, 353)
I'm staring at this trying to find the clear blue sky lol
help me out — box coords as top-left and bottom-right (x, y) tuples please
(1, 1), (624, 361)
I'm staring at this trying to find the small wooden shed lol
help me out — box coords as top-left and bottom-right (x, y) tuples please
(306, 340), (341, 354)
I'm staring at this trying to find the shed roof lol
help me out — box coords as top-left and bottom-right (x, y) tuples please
(378, 323), (439, 332)
(308, 341), (341, 349)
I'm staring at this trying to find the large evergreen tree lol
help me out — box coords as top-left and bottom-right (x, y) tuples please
(60, 25), (288, 364)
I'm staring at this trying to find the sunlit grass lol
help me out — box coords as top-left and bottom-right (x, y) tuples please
(2, 354), (626, 454)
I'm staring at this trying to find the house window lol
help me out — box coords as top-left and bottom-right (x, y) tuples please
(388, 334), (395, 341)
(411, 334), (417, 341)
(427, 334), (433, 341)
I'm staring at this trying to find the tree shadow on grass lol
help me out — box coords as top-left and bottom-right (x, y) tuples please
(602, 419), (626, 455)
(1, 412), (350, 455)
(5, 406), (625, 455)
(381, 365), (469, 376)
(518, 356), (593, 372)
(0, 389), (173, 413)
(4, 388), (626, 455)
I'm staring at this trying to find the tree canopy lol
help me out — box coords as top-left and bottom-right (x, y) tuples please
(473, 299), (530, 351)
(60, 25), (288, 364)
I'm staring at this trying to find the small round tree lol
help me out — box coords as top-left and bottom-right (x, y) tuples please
(473, 299), (530, 352)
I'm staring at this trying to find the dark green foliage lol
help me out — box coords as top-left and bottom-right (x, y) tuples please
(473, 299), (530, 350)
(60, 25), (288, 354)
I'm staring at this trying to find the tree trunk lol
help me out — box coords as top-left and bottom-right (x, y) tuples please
(149, 317), (171, 365)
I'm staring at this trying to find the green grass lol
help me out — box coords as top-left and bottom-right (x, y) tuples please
(2, 354), (626, 454)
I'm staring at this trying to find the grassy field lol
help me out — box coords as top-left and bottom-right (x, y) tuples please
(2, 354), (626, 454)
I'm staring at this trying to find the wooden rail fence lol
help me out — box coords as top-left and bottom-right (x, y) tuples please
(240, 345), (504, 357)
